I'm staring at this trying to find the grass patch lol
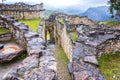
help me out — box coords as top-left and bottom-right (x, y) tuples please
(58, 18), (65, 24)
(0, 28), (9, 34)
(19, 19), (41, 32)
(98, 52), (120, 80)
(70, 32), (77, 41)
(99, 20), (120, 27)
(51, 45), (71, 80)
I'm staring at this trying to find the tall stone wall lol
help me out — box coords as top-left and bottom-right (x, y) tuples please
(54, 21), (73, 61)
(0, 2), (45, 19)
(0, 15), (57, 80)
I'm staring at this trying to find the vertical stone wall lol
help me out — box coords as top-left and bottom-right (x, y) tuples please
(0, 2), (45, 19)
(0, 15), (57, 80)
(54, 20), (73, 61)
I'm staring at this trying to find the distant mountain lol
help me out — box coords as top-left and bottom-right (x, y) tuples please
(44, 10), (58, 19)
(80, 6), (113, 21)
(44, 6), (84, 19)
(44, 6), (114, 22)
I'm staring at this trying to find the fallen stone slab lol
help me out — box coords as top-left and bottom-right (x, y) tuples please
(83, 56), (98, 66)
(0, 43), (24, 63)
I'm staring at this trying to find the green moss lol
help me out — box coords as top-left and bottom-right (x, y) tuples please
(58, 18), (65, 24)
(99, 20), (120, 26)
(19, 19), (41, 32)
(0, 28), (9, 34)
(98, 52), (120, 80)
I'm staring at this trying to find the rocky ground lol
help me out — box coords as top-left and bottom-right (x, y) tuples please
(0, 60), (23, 79)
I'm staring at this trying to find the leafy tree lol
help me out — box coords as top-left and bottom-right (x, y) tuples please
(108, 0), (120, 21)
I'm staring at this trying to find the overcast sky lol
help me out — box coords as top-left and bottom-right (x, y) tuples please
(3, 0), (109, 10)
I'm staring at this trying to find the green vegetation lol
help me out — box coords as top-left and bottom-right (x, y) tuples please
(108, 0), (120, 19)
(98, 52), (120, 80)
(51, 45), (71, 80)
(70, 32), (77, 41)
(19, 19), (41, 32)
(0, 28), (9, 34)
(99, 20), (120, 26)
(58, 18), (65, 24)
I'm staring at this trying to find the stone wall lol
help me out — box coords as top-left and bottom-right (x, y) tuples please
(0, 15), (57, 80)
(41, 13), (120, 80)
(0, 33), (12, 41)
(41, 15), (74, 61)
(0, 2), (44, 19)
(71, 24), (120, 80)
(54, 21), (73, 62)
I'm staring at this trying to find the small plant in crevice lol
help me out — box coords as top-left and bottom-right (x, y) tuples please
(69, 32), (78, 42)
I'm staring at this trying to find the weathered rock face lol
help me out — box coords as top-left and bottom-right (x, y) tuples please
(0, 43), (24, 63)
(0, 15), (57, 80)
(0, 2), (44, 19)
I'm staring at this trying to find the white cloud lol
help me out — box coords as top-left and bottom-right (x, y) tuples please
(4, 0), (108, 10)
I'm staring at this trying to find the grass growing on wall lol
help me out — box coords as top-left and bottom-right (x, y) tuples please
(70, 32), (77, 41)
(19, 19), (41, 32)
(58, 18), (65, 24)
(98, 52), (120, 80)
(51, 45), (71, 80)
(0, 28), (9, 34)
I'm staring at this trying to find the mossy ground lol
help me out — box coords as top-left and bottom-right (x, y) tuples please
(19, 19), (41, 32)
(0, 28), (9, 34)
(98, 52), (120, 80)
(50, 45), (71, 80)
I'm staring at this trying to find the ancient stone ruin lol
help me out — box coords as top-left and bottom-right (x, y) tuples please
(0, 2), (45, 19)
(0, 15), (57, 80)
(0, 2), (120, 80)
(40, 13), (120, 80)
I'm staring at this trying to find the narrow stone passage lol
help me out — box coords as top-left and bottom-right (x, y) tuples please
(48, 44), (72, 80)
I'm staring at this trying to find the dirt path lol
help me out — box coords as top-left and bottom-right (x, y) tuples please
(48, 44), (72, 80)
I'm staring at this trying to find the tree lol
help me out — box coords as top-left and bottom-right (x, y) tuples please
(1, 0), (6, 4)
(108, 0), (120, 21)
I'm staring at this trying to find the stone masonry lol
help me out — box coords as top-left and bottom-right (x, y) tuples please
(0, 15), (57, 80)
(40, 13), (120, 80)
(0, 2), (45, 19)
